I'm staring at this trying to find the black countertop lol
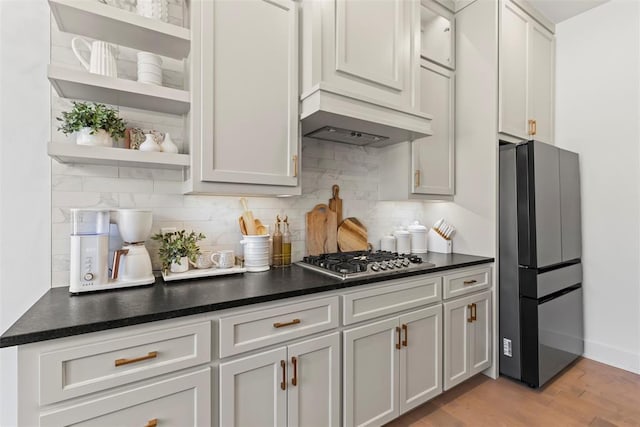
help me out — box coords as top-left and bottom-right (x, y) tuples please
(0, 253), (493, 348)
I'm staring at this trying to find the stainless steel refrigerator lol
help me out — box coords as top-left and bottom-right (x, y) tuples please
(499, 140), (584, 388)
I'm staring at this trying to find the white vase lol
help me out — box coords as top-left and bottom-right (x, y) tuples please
(170, 256), (189, 273)
(160, 133), (179, 153)
(76, 127), (113, 147)
(139, 133), (160, 152)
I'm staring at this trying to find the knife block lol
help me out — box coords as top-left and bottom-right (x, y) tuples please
(427, 228), (452, 253)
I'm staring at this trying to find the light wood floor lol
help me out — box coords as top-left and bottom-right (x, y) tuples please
(386, 358), (640, 427)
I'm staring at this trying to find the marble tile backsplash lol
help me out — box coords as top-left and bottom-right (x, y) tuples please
(48, 2), (434, 287)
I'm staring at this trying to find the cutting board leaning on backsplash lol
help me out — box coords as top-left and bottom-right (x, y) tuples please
(305, 204), (338, 256)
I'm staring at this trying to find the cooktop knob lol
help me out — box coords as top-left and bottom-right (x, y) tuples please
(371, 263), (380, 272)
(402, 258), (410, 267)
(394, 260), (403, 268)
(386, 261), (395, 269)
(379, 262), (387, 270)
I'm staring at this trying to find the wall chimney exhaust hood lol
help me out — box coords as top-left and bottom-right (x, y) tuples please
(301, 86), (433, 147)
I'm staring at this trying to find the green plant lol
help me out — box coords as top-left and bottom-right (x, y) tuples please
(56, 102), (126, 138)
(151, 230), (206, 273)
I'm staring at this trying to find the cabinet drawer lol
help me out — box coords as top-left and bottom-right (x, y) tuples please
(40, 322), (211, 405)
(219, 296), (339, 358)
(343, 275), (441, 325)
(40, 368), (211, 427)
(443, 266), (491, 299)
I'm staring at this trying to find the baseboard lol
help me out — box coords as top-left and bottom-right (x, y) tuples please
(583, 339), (640, 374)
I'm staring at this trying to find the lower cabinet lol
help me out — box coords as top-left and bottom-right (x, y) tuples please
(219, 332), (340, 427)
(39, 368), (211, 427)
(343, 305), (442, 427)
(443, 290), (492, 390)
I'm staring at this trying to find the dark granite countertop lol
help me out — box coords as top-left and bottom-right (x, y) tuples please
(0, 253), (493, 348)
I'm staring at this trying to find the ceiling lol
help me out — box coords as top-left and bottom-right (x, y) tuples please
(527, 0), (610, 23)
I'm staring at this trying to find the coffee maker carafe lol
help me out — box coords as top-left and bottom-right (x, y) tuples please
(69, 209), (155, 294)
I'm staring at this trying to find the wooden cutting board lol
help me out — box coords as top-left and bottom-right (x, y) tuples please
(328, 184), (343, 225)
(337, 217), (368, 252)
(306, 204), (338, 255)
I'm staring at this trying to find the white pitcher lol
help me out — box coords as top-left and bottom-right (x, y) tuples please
(71, 37), (118, 78)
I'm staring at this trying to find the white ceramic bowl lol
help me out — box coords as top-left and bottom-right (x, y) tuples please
(137, 52), (163, 66)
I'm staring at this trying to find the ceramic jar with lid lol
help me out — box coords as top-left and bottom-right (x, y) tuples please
(380, 234), (396, 252)
(408, 221), (428, 254)
(393, 228), (411, 255)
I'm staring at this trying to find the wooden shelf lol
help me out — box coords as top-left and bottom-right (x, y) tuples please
(48, 142), (190, 170)
(49, 0), (190, 59)
(48, 65), (190, 115)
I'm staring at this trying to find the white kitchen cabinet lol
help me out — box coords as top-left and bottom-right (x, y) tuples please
(188, 0), (300, 195)
(344, 305), (442, 427)
(379, 60), (454, 199)
(300, 0), (431, 145)
(499, 0), (555, 144)
(219, 333), (340, 427)
(443, 290), (492, 390)
(420, 0), (455, 69)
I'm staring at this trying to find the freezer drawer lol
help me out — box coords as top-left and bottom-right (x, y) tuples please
(519, 262), (582, 299)
(521, 286), (583, 387)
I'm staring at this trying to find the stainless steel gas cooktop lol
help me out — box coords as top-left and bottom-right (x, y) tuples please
(297, 250), (435, 280)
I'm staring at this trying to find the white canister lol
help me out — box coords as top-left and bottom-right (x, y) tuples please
(408, 221), (428, 254)
(240, 234), (270, 272)
(380, 234), (396, 252)
(393, 228), (411, 255)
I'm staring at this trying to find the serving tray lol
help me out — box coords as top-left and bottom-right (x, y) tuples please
(162, 265), (247, 282)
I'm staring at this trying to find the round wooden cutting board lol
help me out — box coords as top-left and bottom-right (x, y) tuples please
(337, 217), (368, 252)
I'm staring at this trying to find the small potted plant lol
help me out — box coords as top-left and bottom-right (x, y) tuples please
(57, 101), (126, 147)
(151, 230), (206, 274)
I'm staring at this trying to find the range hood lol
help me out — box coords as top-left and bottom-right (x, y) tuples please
(300, 86), (433, 148)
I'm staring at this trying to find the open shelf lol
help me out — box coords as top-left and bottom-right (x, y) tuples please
(48, 142), (190, 170)
(49, 0), (190, 59)
(48, 65), (190, 115)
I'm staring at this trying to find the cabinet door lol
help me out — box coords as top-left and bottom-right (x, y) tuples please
(398, 305), (442, 414)
(469, 291), (492, 376)
(344, 318), (399, 427)
(443, 295), (472, 391)
(219, 347), (287, 427)
(412, 61), (454, 195)
(420, 2), (454, 69)
(201, 0), (298, 187)
(528, 21), (555, 144)
(499, 0), (529, 140)
(287, 333), (340, 427)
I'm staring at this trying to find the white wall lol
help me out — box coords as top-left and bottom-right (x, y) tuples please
(556, 0), (640, 373)
(0, 0), (51, 425)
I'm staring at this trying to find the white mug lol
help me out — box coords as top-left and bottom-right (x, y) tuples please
(211, 250), (235, 269)
(71, 37), (118, 78)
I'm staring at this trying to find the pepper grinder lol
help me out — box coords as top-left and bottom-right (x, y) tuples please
(272, 215), (283, 267)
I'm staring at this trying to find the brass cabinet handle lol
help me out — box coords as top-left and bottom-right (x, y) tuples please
(291, 356), (298, 386)
(467, 304), (473, 323)
(532, 120), (537, 136)
(471, 303), (477, 322)
(115, 351), (158, 367)
(145, 419), (158, 427)
(293, 155), (298, 177)
(280, 360), (287, 390)
(395, 326), (401, 350)
(273, 318), (301, 328)
(414, 170), (421, 187)
(463, 279), (477, 285)
(401, 324), (408, 347)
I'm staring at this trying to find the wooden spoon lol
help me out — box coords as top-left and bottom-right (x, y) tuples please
(255, 219), (268, 235)
(238, 216), (248, 235)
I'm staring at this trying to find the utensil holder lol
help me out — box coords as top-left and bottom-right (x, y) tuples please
(427, 228), (452, 253)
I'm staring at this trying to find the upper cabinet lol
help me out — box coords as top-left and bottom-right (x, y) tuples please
(187, 0), (300, 196)
(299, 0), (432, 147)
(499, 0), (555, 144)
(420, 1), (455, 69)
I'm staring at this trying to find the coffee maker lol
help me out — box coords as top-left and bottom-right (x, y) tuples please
(69, 209), (155, 293)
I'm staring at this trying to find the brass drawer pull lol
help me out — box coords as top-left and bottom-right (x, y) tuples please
(463, 279), (478, 285)
(291, 356), (298, 386)
(115, 351), (158, 367)
(293, 155), (298, 177)
(280, 360), (287, 390)
(467, 304), (473, 323)
(395, 326), (401, 350)
(145, 419), (158, 427)
(471, 303), (477, 322)
(401, 324), (408, 347)
(273, 318), (301, 328)
(414, 170), (421, 187)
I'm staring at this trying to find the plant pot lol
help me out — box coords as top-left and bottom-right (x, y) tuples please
(76, 127), (113, 147)
(170, 256), (189, 273)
